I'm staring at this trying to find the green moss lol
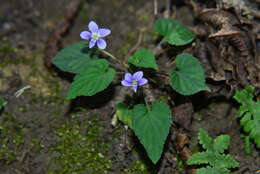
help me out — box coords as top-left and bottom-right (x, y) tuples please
(48, 114), (112, 174)
(123, 160), (156, 174)
(0, 124), (25, 164)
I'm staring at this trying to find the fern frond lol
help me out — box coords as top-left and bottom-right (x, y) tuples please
(198, 128), (213, 151)
(214, 154), (239, 169)
(187, 152), (215, 165)
(197, 166), (230, 174)
(213, 135), (230, 154)
(233, 86), (260, 148)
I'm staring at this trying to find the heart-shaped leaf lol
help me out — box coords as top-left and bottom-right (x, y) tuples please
(115, 103), (133, 129)
(169, 53), (210, 95)
(132, 101), (172, 163)
(52, 41), (97, 74)
(67, 59), (115, 99)
(128, 49), (158, 70)
(154, 18), (196, 46)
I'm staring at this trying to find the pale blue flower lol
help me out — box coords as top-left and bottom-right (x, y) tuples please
(80, 21), (111, 49)
(121, 71), (148, 92)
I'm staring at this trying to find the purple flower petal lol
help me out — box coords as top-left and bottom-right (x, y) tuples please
(138, 78), (148, 86)
(121, 80), (132, 87)
(88, 21), (99, 33)
(99, 28), (111, 37)
(97, 38), (107, 49)
(89, 39), (96, 48)
(133, 71), (143, 81)
(80, 31), (91, 40)
(132, 85), (138, 93)
(124, 73), (133, 82)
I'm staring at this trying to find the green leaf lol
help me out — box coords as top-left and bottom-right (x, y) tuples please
(233, 86), (255, 104)
(52, 41), (98, 74)
(197, 167), (229, 174)
(128, 49), (158, 70)
(213, 135), (230, 153)
(240, 112), (251, 125)
(154, 18), (196, 46)
(188, 129), (239, 173)
(187, 152), (215, 165)
(67, 59), (115, 99)
(198, 128), (213, 151)
(0, 98), (6, 109)
(243, 135), (252, 155)
(169, 53), (210, 95)
(132, 101), (172, 164)
(214, 154), (239, 169)
(233, 87), (260, 148)
(115, 103), (133, 129)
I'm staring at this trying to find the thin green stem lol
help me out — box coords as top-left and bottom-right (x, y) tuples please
(99, 49), (129, 69)
(99, 49), (118, 61)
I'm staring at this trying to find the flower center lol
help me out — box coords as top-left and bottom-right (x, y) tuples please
(132, 80), (138, 86)
(92, 33), (100, 40)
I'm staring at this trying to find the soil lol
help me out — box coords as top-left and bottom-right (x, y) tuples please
(0, 0), (259, 174)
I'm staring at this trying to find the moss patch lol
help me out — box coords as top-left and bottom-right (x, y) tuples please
(48, 113), (112, 174)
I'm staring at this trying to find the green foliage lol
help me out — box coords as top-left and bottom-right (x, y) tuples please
(169, 53), (210, 95)
(128, 49), (158, 70)
(196, 166), (230, 174)
(233, 86), (260, 148)
(115, 102), (133, 129)
(67, 59), (115, 99)
(52, 41), (97, 74)
(132, 101), (172, 164)
(0, 98), (6, 110)
(243, 135), (252, 155)
(213, 135), (230, 154)
(154, 18), (196, 46)
(198, 128), (213, 151)
(115, 101), (172, 164)
(188, 128), (239, 174)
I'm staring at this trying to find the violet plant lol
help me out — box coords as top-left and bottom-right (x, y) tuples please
(52, 19), (210, 163)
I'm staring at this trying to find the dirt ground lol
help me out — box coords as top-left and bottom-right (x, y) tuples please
(0, 0), (260, 174)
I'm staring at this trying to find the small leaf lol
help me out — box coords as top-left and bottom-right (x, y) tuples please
(52, 41), (98, 74)
(169, 53), (210, 95)
(243, 135), (252, 155)
(0, 98), (6, 109)
(132, 101), (172, 163)
(67, 59), (115, 99)
(154, 18), (196, 46)
(214, 154), (239, 169)
(233, 86), (255, 104)
(240, 112), (251, 125)
(197, 167), (229, 174)
(128, 49), (158, 70)
(187, 152), (215, 165)
(244, 120), (254, 133)
(198, 128), (213, 151)
(115, 103), (133, 129)
(213, 135), (230, 154)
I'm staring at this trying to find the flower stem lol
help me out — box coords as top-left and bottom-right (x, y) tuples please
(99, 49), (129, 68)
(99, 49), (117, 61)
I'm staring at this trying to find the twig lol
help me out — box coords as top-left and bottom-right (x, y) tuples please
(165, 0), (171, 18)
(154, 0), (158, 18)
(44, 0), (82, 68)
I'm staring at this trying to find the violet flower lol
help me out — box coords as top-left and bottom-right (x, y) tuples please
(80, 21), (111, 49)
(121, 71), (148, 92)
